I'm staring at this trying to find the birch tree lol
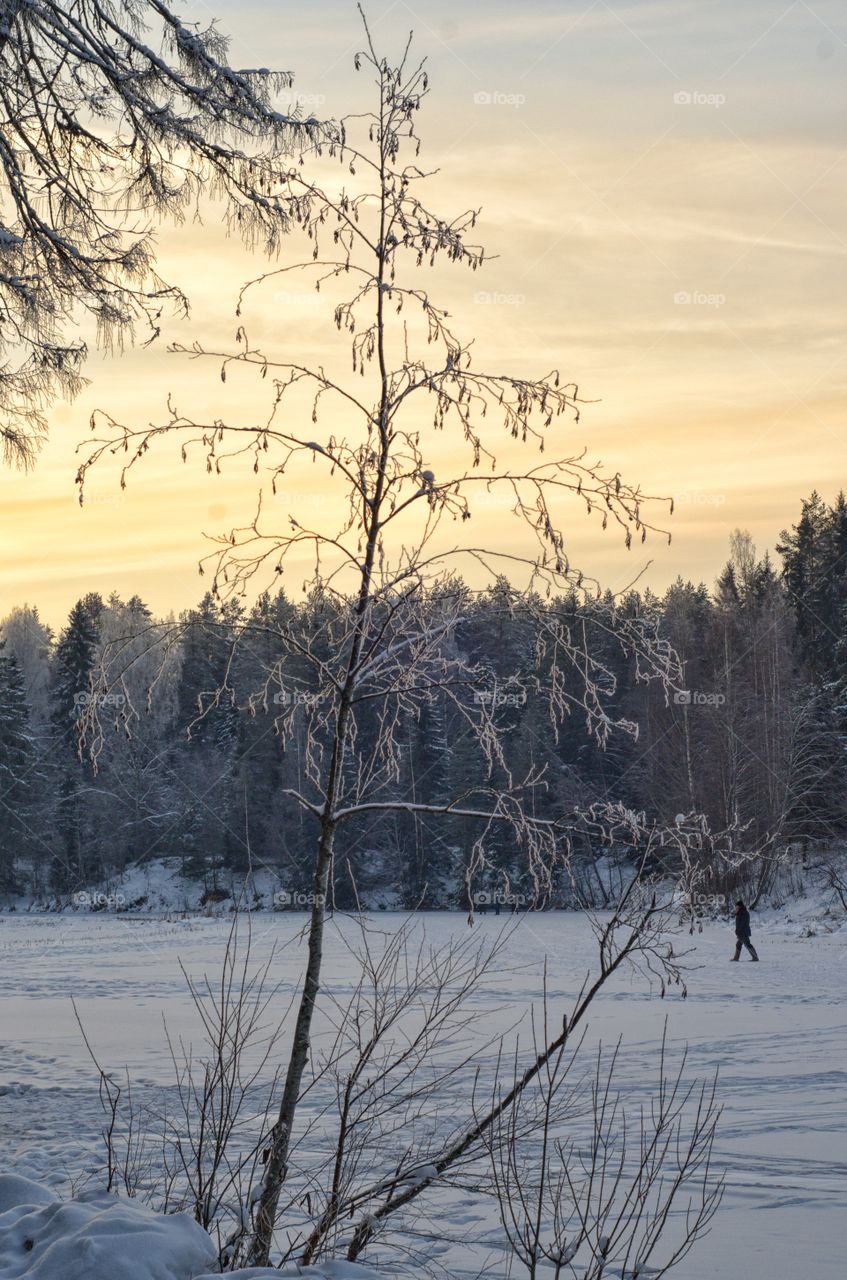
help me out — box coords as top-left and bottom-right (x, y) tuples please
(0, 0), (327, 467)
(78, 14), (686, 1264)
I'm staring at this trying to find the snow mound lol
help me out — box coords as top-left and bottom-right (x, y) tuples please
(0, 1179), (215, 1280)
(0, 1181), (55, 1217)
(197, 1266), (385, 1280)
(0, 1178), (386, 1280)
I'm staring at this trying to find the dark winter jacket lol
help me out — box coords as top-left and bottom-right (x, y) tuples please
(735, 906), (751, 940)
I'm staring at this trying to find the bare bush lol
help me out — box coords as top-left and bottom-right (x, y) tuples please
(485, 1015), (721, 1280)
(79, 915), (295, 1264)
(78, 875), (721, 1279)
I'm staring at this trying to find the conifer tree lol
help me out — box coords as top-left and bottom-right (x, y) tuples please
(0, 651), (41, 891)
(50, 595), (101, 889)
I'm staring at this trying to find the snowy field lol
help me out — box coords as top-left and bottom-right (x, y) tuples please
(0, 909), (845, 1279)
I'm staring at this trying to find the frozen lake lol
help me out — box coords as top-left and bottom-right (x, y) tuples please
(0, 910), (844, 1278)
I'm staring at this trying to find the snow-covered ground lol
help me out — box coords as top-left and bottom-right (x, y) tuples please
(0, 1172), (384, 1280)
(0, 908), (845, 1278)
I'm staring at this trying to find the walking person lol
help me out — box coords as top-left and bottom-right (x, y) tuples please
(731, 899), (759, 961)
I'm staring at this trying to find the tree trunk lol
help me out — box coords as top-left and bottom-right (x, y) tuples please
(247, 817), (336, 1264)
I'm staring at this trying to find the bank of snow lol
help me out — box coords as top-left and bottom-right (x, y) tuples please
(8, 850), (847, 932)
(5, 857), (404, 916)
(0, 1175), (383, 1280)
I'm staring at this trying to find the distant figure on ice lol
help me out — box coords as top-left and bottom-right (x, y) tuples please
(731, 900), (759, 962)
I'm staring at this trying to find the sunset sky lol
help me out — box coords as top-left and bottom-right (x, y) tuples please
(3, 0), (845, 628)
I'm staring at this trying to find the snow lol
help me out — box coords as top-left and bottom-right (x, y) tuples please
(3, 856), (404, 916)
(0, 1176), (216, 1280)
(0, 1180), (55, 1216)
(0, 1176), (385, 1280)
(0, 906), (845, 1278)
(196, 1270), (381, 1280)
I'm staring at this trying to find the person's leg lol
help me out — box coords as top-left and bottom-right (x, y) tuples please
(744, 939), (759, 960)
(731, 939), (742, 960)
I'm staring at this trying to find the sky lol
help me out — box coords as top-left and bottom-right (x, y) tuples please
(2, 0), (846, 628)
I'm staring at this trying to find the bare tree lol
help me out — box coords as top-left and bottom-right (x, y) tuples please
(77, 13), (686, 1264)
(0, 0), (330, 467)
(821, 849), (847, 912)
(635, 534), (834, 908)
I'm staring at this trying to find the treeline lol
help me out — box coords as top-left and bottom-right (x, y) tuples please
(2, 491), (846, 906)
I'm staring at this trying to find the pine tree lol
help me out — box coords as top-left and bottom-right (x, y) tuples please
(0, 652), (42, 892)
(777, 491), (832, 678)
(49, 596), (101, 890)
(173, 594), (244, 871)
(51, 597), (101, 737)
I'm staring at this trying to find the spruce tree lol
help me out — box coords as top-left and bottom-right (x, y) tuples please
(50, 596), (101, 890)
(0, 652), (41, 892)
